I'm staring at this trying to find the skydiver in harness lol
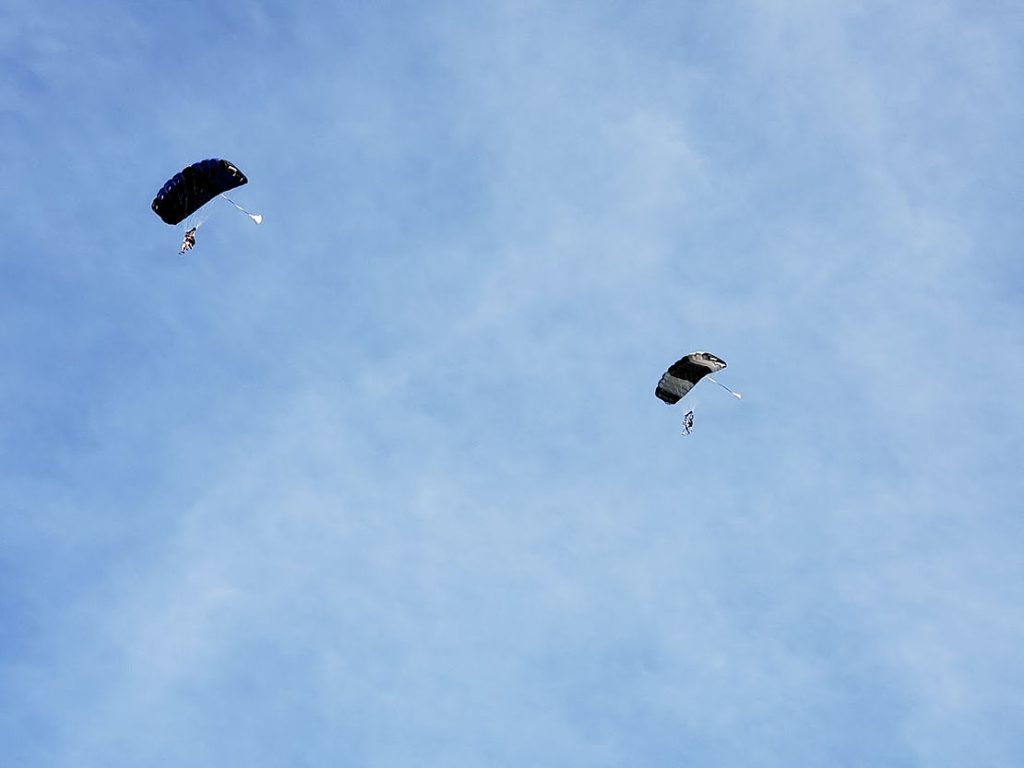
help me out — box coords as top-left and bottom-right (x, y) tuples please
(179, 227), (197, 254)
(682, 410), (695, 435)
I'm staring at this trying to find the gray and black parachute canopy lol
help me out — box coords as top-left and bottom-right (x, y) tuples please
(655, 351), (727, 404)
(152, 159), (248, 226)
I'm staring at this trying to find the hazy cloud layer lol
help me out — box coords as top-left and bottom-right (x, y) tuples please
(2, 2), (1022, 766)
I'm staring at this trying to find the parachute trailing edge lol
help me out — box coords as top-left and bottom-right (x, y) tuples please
(655, 351), (727, 404)
(152, 159), (248, 226)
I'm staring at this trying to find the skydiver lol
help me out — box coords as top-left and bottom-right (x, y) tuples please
(682, 410), (695, 435)
(180, 227), (197, 254)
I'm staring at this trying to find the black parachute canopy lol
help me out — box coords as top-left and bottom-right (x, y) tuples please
(151, 159), (248, 225)
(655, 351), (726, 404)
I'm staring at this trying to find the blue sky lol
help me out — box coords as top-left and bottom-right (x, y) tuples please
(2, 1), (1023, 766)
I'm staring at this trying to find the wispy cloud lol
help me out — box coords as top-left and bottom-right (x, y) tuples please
(2, 1), (1022, 766)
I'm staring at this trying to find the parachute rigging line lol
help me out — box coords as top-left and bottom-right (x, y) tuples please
(186, 206), (214, 233)
(220, 194), (262, 224)
(707, 376), (742, 399)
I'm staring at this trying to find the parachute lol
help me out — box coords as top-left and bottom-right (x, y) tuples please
(152, 159), (248, 225)
(152, 158), (261, 253)
(655, 351), (728, 404)
(656, 351), (740, 434)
